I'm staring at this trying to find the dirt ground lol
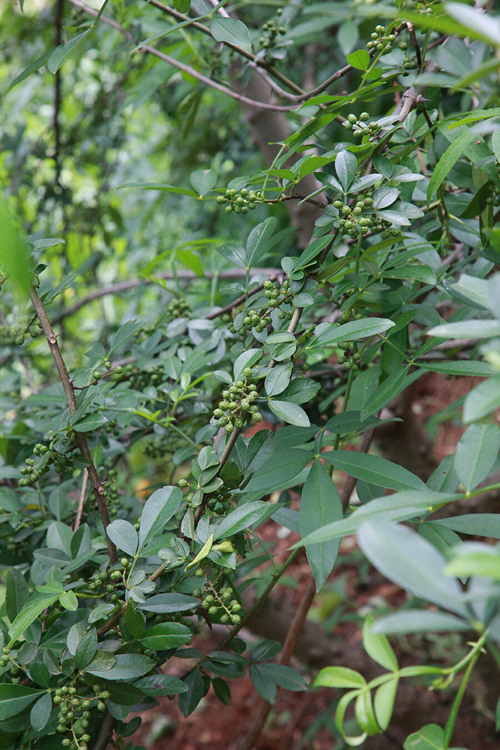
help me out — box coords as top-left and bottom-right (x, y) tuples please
(130, 373), (499, 750)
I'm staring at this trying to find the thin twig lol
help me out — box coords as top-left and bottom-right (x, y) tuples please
(92, 711), (115, 750)
(56, 268), (281, 321)
(66, 0), (300, 112)
(74, 468), (89, 531)
(29, 288), (117, 563)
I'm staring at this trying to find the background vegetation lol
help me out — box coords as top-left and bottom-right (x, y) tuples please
(0, 0), (500, 748)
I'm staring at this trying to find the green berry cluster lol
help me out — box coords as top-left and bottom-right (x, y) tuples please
(55, 683), (110, 749)
(217, 188), (260, 214)
(18, 441), (72, 487)
(9, 315), (40, 345)
(333, 196), (403, 239)
(0, 646), (13, 670)
(486, 186), (500, 207)
(121, 362), (165, 390)
(400, 0), (439, 14)
(103, 468), (119, 516)
(223, 279), (293, 336)
(165, 297), (190, 322)
(335, 312), (365, 369)
(258, 8), (286, 51)
(91, 359), (122, 384)
(144, 432), (185, 459)
(343, 112), (381, 141)
(179, 478), (232, 515)
(366, 25), (396, 53)
(194, 583), (242, 625)
(87, 567), (123, 603)
(212, 369), (261, 434)
(398, 42), (419, 75)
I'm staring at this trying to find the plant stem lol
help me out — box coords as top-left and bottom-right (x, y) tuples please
(29, 288), (117, 563)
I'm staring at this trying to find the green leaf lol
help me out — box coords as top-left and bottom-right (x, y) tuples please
(107, 520), (138, 557)
(6, 568), (29, 623)
(355, 689), (379, 736)
(233, 348), (261, 380)
(347, 49), (370, 70)
(138, 486), (182, 550)
(444, 551), (500, 580)
(265, 363), (293, 397)
(245, 217), (279, 265)
(384, 266), (437, 285)
(178, 668), (205, 717)
(75, 628), (98, 670)
(358, 522), (468, 616)
(443, 274), (489, 310)
(5, 49), (52, 94)
(125, 600), (147, 639)
(73, 413), (108, 432)
(418, 361), (496, 377)
(189, 169), (216, 197)
(428, 320), (500, 340)
(30, 692), (51, 732)
(8, 595), (60, 644)
(86, 653), (155, 681)
(313, 317), (395, 347)
(427, 127), (476, 203)
(335, 149), (358, 191)
(313, 666), (366, 689)
(243, 449), (310, 493)
(210, 17), (252, 52)
(294, 236), (332, 271)
(269, 399), (310, 427)
(445, 2), (500, 46)
(300, 460), (343, 591)
(464, 375), (500, 422)
(432, 514), (500, 539)
(0, 685), (44, 721)
(294, 490), (456, 548)
(59, 591), (78, 611)
(174, 0), (190, 11)
(374, 677), (398, 732)
(214, 501), (270, 539)
(371, 610), (469, 636)
(404, 723), (445, 750)
(280, 377), (320, 404)
(134, 674), (188, 696)
(322, 451), (426, 491)
(0, 196), (32, 298)
(137, 593), (198, 613)
(47, 30), (91, 75)
(140, 622), (193, 650)
(363, 614), (398, 671)
(454, 424), (500, 492)
(360, 368), (408, 421)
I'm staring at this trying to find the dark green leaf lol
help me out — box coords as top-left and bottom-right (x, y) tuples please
(210, 17), (252, 52)
(140, 622), (192, 650)
(0, 685), (44, 721)
(86, 653), (155, 681)
(138, 486), (182, 550)
(268, 399), (310, 428)
(214, 501), (270, 539)
(299, 460), (342, 591)
(137, 593), (198, 614)
(322, 451), (426, 491)
(75, 628), (98, 671)
(30, 693), (51, 732)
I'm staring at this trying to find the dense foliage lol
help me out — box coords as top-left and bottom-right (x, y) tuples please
(1, 0), (500, 748)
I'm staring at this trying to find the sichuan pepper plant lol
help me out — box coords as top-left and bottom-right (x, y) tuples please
(1, 1), (500, 749)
